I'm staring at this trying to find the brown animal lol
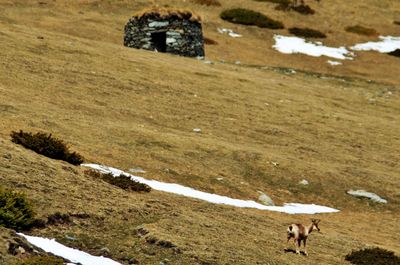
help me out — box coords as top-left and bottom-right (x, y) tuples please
(285, 219), (321, 256)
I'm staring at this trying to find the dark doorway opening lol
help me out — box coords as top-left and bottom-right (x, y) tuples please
(151, 32), (167, 52)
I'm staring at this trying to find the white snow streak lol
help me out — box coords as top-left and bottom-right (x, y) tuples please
(351, 36), (400, 53)
(82, 164), (339, 214)
(273, 35), (353, 60)
(17, 233), (121, 265)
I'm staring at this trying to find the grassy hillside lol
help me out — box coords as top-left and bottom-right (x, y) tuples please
(0, 0), (399, 264)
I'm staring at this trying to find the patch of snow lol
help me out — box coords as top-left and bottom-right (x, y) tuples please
(17, 233), (122, 265)
(347, 190), (387, 203)
(327, 60), (342, 66)
(129, 168), (146, 174)
(218, 28), (242, 38)
(82, 164), (339, 214)
(273, 35), (354, 60)
(351, 36), (400, 53)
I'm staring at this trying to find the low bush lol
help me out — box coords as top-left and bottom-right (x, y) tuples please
(388, 49), (400, 58)
(220, 8), (284, 29)
(13, 256), (64, 265)
(85, 170), (151, 192)
(191, 0), (221, 6)
(345, 247), (400, 265)
(0, 187), (36, 231)
(345, 25), (377, 36)
(289, 27), (326, 38)
(10, 131), (84, 165)
(204, 37), (218, 45)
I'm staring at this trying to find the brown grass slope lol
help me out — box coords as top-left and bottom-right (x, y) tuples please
(0, 0), (399, 264)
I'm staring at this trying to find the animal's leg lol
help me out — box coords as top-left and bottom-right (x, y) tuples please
(284, 235), (291, 251)
(304, 238), (308, 256)
(295, 239), (300, 254)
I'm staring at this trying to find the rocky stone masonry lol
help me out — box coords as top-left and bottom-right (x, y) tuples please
(124, 14), (205, 57)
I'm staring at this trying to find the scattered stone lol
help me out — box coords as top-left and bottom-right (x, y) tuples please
(347, 190), (387, 203)
(299, 179), (309, 185)
(100, 247), (110, 256)
(257, 191), (275, 206)
(216, 177), (224, 181)
(217, 28), (242, 38)
(270, 161), (279, 167)
(193, 128), (202, 133)
(65, 235), (77, 241)
(129, 167), (146, 174)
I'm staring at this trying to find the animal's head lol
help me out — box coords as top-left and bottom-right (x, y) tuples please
(311, 219), (321, 232)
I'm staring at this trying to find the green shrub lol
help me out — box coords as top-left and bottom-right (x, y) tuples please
(220, 8), (284, 29)
(345, 247), (400, 265)
(85, 170), (151, 192)
(13, 256), (64, 265)
(388, 49), (400, 58)
(289, 27), (326, 38)
(192, 0), (221, 6)
(10, 130), (84, 165)
(0, 187), (36, 231)
(345, 25), (377, 36)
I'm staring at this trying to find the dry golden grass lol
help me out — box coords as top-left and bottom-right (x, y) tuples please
(133, 6), (202, 22)
(0, 0), (399, 264)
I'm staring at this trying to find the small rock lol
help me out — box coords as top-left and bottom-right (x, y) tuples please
(299, 179), (309, 185)
(100, 247), (110, 256)
(257, 191), (275, 206)
(193, 128), (202, 133)
(65, 235), (77, 241)
(3, 153), (12, 159)
(347, 190), (387, 203)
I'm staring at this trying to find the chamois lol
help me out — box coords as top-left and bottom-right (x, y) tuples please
(285, 219), (321, 256)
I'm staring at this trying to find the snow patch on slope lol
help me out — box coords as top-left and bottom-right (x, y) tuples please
(351, 36), (400, 53)
(17, 233), (121, 265)
(82, 164), (339, 214)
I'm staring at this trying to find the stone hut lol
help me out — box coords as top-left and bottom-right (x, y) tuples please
(124, 8), (205, 57)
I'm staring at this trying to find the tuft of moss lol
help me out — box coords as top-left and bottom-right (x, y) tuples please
(13, 256), (65, 265)
(220, 8), (284, 29)
(10, 130), (84, 165)
(191, 0), (221, 6)
(0, 187), (36, 231)
(85, 170), (151, 192)
(388, 49), (400, 58)
(289, 27), (326, 38)
(345, 247), (400, 265)
(345, 25), (377, 36)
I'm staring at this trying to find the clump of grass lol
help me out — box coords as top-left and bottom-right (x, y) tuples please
(0, 187), (37, 231)
(47, 212), (71, 225)
(204, 37), (218, 45)
(388, 49), (400, 58)
(191, 0), (221, 6)
(10, 131), (84, 165)
(13, 256), (65, 265)
(220, 8), (284, 29)
(85, 170), (151, 192)
(275, 2), (315, 15)
(345, 247), (400, 265)
(255, 0), (291, 4)
(289, 27), (326, 38)
(345, 25), (377, 36)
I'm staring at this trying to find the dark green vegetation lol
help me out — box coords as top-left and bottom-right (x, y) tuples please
(220, 8), (284, 29)
(289, 27), (326, 38)
(345, 25), (377, 36)
(10, 131), (84, 165)
(0, 187), (36, 231)
(345, 247), (400, 265)
(13, 256), (64, 265)
(85, 170), (152, 192)
(388, 49), (400, 58)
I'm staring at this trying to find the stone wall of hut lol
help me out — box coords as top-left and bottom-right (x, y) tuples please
(124, 17), (205, 57)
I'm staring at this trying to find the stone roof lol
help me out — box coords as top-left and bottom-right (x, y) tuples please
(133, 7), (201, 22)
